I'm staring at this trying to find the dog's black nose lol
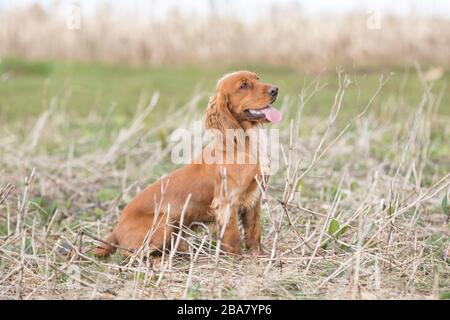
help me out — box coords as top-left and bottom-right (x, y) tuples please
(269, 86), (278, 98)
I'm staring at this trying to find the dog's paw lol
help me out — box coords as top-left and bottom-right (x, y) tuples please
(250, 245), (267, 258)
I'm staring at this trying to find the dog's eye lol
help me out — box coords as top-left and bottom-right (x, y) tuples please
(240, 82), (249, 89)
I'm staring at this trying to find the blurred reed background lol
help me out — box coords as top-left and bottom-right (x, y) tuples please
(1, 1), (449, 71)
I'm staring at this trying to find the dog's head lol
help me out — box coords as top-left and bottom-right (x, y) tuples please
(205, 71), (282, 132)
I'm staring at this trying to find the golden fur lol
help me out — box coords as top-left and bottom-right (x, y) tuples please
(94, 71), (279, 257)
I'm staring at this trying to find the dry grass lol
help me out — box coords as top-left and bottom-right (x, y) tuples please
(1, 4), (450, 71)
(0, 67), (449, 299)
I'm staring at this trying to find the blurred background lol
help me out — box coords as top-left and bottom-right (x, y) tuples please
(1, 0), (449, 126)
(2, 0), (450, 68)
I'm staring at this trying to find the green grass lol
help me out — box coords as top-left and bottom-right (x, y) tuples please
(1, 57), (449, 130)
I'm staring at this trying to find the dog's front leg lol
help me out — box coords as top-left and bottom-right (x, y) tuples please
(242, 201), (265, 257)
(212, 193), (242, 255)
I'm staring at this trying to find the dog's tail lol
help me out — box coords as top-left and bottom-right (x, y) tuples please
(94, 232), (118, 258)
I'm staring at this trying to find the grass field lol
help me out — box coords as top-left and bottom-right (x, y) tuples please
(0, 58), (449, 299)
(2, 57), (450, 123)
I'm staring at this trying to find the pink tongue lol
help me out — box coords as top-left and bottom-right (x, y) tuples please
(261, 107), (282, 123)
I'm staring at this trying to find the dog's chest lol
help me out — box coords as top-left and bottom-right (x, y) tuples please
(240, 181), (261, 210)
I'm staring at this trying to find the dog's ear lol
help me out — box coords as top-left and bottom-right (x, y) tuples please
(205, 90), (241, 132)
